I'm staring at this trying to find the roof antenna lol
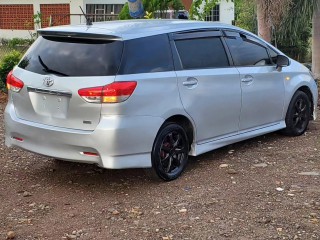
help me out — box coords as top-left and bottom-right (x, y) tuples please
(79, 6), (92, 26)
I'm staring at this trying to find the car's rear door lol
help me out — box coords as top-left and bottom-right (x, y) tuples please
(11, 34), (123, 130)
(172, 31), (241, 143)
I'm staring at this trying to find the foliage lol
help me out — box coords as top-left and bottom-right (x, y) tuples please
(190, 0), (237, 21)
(119, 0), (184, 20)
(276, 24), (311, 62)
(143, 0), (184, 15)
(190, 0), (220, 20)
(234, 0), (317, 62)
(256, 0), (292, 30)
(144, 11), (154, 19)
(33, 11), (42, 28)
(24, 12), (42, 41)
(277, 0), (318, 45)
(7, 38), (32, 48)
(119, 3), (132, 20)
(234, 0), (257, 33)
(0, 38), (32, 49)
(31, 12), (42, 40)
(0, 51), (22, 92)
(273, 0), (319, 62)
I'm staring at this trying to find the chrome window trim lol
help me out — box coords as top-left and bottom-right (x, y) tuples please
(27, 87), (72, 98)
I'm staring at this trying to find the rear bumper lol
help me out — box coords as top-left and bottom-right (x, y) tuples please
(5, 103), (164, 169)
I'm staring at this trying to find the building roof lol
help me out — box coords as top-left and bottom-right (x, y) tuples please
(38, 19), (241, 40)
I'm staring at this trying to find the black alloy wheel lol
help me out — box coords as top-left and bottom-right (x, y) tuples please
(282, 91), (311, 136)
(151, 123), (189, 181)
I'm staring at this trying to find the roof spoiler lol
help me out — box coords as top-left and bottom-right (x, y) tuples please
(38, 30), (122, 41)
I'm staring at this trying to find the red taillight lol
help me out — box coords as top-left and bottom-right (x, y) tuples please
(6, 70), (24, 93)
(81, 152), (99, 157)
(78, 81), (137, 103)
(78, 86), (104, 103)
(12, 136), (24, 142)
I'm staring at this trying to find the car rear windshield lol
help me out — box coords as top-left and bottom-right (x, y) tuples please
(18, 36), (123, 77)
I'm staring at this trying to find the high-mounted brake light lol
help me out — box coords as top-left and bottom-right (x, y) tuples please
(6, 70), (24, 93)
(78, 81), (137, 103)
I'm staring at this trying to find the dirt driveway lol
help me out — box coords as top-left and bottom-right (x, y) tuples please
(0, 94), (319, 240)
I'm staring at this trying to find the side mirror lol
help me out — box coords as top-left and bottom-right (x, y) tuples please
(276, 55), (290, 70)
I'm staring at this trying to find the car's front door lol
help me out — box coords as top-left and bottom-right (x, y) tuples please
(224, 32), (285, 130)
(172, 31), (241, 143)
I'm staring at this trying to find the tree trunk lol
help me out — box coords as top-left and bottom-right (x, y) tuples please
(256, 0), (271, 42)
(312, 3), (320, 80)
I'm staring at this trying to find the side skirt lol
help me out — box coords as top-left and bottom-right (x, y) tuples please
(190, 121), (286, 156)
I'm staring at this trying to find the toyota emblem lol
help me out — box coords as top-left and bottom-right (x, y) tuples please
(43, 77), (54, 87)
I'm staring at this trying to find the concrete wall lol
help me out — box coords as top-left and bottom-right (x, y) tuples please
(0, 0), (82, 39)
(0, 0), (126, 39)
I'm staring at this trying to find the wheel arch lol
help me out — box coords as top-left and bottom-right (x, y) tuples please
(296, 86), (314, 119)
(159, 115), (195, 147)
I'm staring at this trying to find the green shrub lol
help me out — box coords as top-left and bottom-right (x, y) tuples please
(8, 38), (25, 48)
(0, 78), (5, 92)
(119, 3), (132, 20)
(0, 38), (32, 48)
(0, 50), (22, 92)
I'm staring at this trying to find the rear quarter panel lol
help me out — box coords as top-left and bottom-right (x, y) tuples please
(101, 72), (189, 119)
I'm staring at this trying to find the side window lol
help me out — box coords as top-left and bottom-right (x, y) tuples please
(174, 37), (229, 69)
(225, 37), (272, 66)
(268, 47), (279, 64)
(118, 34), (174, 75)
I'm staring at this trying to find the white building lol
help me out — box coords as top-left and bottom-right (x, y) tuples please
(203, 0), (234, 25)
(0, 0), (234, 39)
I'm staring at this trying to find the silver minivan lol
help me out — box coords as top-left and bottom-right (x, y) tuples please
(5, 20), (318, 180)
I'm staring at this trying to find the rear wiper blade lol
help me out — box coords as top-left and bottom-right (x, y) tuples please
(38, 55), (69, 76)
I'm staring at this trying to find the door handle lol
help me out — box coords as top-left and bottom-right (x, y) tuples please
(241, 75), (254, 84)
(183, 77), (198, 88)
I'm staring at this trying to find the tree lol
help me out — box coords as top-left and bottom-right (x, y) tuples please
(273, 0), (315, 61)
(273, 0), (319, 72)
(144, 0), (184, 18)
(256, 0), (292, 43)
(247, 0), (319, 76)
(312, 3), (320, 79)
(118, 3), (131, 19)
(234, 0), (256, 33)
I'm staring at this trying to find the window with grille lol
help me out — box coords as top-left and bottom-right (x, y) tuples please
(86, 4), (123, 21)
(205, 4), (220, 22)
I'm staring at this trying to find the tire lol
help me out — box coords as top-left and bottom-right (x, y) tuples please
(281, 91), (311, 136)
(150, 123), (189, 181)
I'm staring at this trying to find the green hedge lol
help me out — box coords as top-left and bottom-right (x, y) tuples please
(0, 50), (22, 92)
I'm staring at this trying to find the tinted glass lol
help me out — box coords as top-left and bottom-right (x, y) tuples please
(19, 36), (123, 76)
(225, 37), (271, 66)
(268, 47), (278, 64)
(175, 37), (229, 69)
(119, 34), (174, 74)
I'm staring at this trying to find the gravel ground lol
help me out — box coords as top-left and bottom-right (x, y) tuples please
(0, 93), (319, 240)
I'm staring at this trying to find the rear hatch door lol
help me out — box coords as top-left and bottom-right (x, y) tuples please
(12, 33), (123, 130)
